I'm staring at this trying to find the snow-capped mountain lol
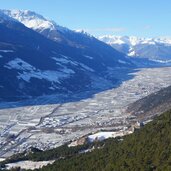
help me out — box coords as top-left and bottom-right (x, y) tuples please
(2, 9), (132, 65)
(2, 9), (56, 30)
(0, 10), (133, 102)
(2, 9), (69, 42)
(2, 10), (99, 47)
(99, 35), (171, 63)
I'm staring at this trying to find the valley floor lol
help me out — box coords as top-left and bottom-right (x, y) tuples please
(0, 67), (171, 158)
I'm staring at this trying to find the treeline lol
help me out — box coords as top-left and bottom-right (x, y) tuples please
(1, 143), (96, 164)
(0, 140), (105, 170)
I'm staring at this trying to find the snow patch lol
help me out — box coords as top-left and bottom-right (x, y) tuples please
(128, 48), (136, 57)
(83, 55), (93, 60)
(18, 70), (71, 83)
(60, 67), (75, 74)
(6, 160), (55, 170)
(5, 58), (74, 83)
(0, 50), (14, 53)
(52, 56), (78, 66)
(4, 58), (35, 71)
(150, 59), (171, 63)
(88, 131), (125, 142)
(79, 63), (94, 72)
(118, 60), (127, 64)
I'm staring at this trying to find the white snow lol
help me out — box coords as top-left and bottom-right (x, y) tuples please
(99, 35), (126, 45)
(18, 70), (71, 83)
(4, 58), (35, 71)
(0, 50), (14, 53)
(99, 35), (171, 60)
(52, 57), (70, 64)
(99, 35), (171, 46)
(52, 56), (78, 66)
(74, 30), (93, 37)
(79, 63), (94, 72)
(83, 55), (94, 60)
(88, 131), (125, 142)
(4, 58), (74, 83)
(128, 48), (136, 57)
(3, 10), (55, 31)
(52, 56), (94, 72)
(118, 60), (127, 64)
(6, 160), (54, 170)
(0, 10), (17, 23)
(1, 67), (171, 157)
(0, 158), (5, 162)
(88, 132), (115, 142)
(61, 67), (75, 74)
(150, 59), (171, 63)
(79, 147), (94, 154)
(2, 9), (69, 33)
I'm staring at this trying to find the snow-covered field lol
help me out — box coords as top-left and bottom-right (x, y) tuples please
(88, 131), (125, 142)
(0, 67), (171, 158)
(6, 160), (55, 170)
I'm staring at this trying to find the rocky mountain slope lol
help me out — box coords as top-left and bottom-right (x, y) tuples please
(2, 10), (131, 64)
(126, 85), (171, 120)
(0, 10), (132, 102)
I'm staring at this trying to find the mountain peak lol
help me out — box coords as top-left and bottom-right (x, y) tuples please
(0, 10), (18, 23)
(2, 9), (57, 31)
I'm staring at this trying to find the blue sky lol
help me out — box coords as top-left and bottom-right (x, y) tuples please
(0, 0), (171, 37)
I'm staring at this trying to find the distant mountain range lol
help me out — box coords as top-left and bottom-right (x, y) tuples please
(0, 10), (133, 101)
(99, 35), (171, 64)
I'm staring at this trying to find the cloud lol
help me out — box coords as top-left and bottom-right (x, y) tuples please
(158, 35), (171, 39)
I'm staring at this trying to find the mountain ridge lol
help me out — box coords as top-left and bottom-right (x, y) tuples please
(99, 35), (171, 63)
(0, 10), (133, 102)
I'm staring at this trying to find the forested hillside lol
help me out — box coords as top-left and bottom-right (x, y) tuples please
(37, 110), (171, 171)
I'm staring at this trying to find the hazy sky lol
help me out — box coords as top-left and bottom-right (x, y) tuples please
(1, 0), (171, 37)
